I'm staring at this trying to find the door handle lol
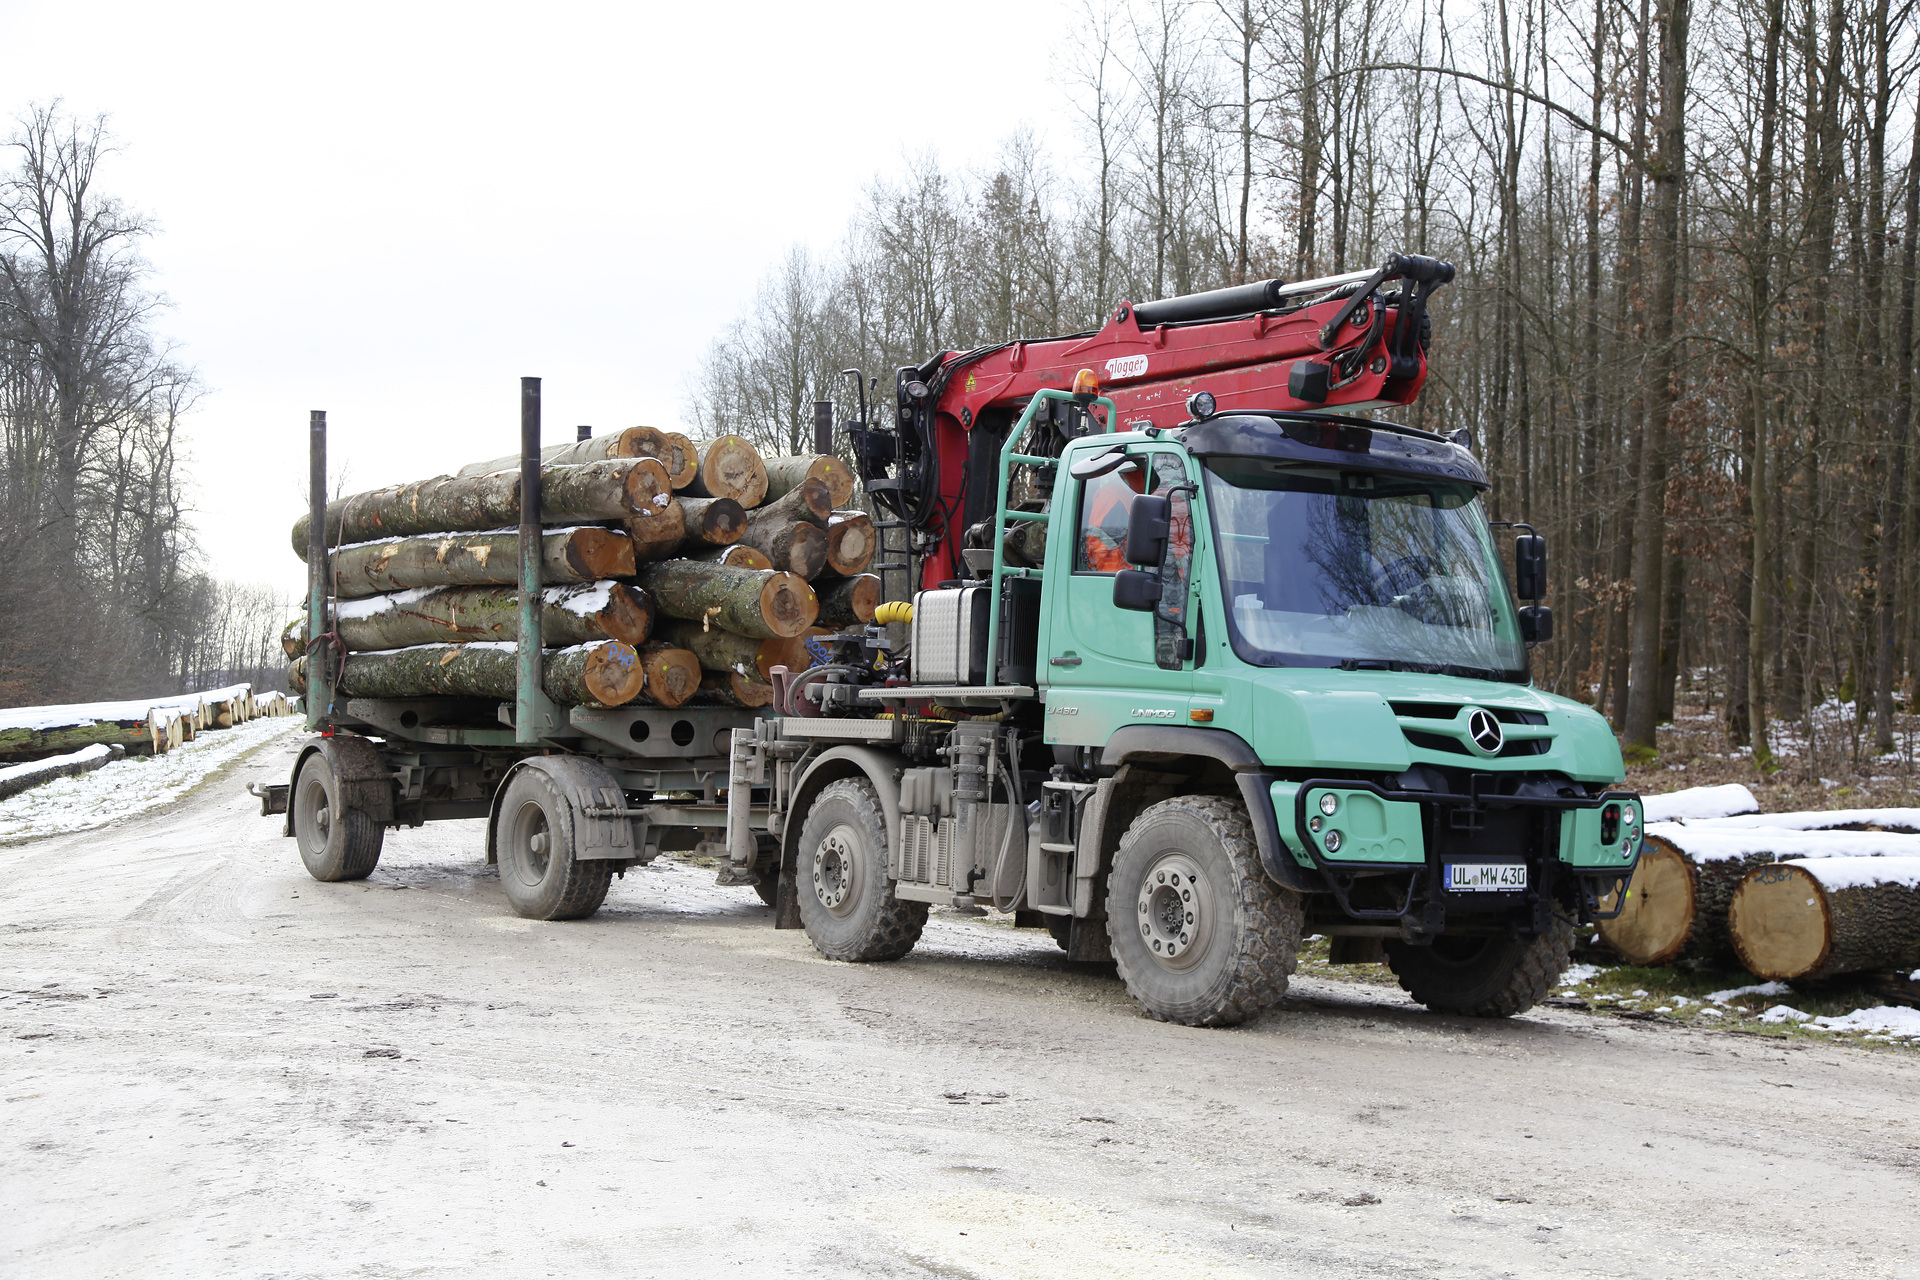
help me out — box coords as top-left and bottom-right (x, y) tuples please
(1050, 654), (1082, 667)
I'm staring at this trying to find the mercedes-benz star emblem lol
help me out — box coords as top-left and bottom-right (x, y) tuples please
(1466, 708), (1504, 755)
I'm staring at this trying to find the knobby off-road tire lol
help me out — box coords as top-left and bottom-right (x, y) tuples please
(1107, 795), (1304, 1027)
(1383, 919), (1575, 1017)
(796, 778), (927, 961)
(496, 769), (612, 921)
(292, 751), (383, 882)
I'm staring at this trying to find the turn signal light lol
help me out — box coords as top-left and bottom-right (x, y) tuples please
(1189, 708), (1213, 722)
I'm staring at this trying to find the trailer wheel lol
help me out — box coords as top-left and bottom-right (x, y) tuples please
(1107, 795), (1302, 1027)
(796, 778), (926, 961)
(496, 769), (612, 921)
(1383, 919), (1574, 1017)
(292, 750), (383, 882)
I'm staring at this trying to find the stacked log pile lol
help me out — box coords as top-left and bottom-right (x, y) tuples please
(0, 682), (283, 772)
(1597, 788), (1920, 983)
(290, 433), (878, 712)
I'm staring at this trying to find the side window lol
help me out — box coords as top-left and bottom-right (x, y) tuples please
(1151, 454), (1194, 669)
(1074, 464), (1145, 573)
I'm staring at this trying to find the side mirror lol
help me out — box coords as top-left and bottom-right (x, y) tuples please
(1518, 605), (1554, 644)
(1113, 569), (1160, 612)
(1125, 494), (1170, 565)
(1513, 535), (1546, 601)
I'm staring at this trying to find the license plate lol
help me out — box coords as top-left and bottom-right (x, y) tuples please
(1444, 863), (1528, 892)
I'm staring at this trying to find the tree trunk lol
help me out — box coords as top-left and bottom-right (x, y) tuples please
(633, 644), (703, 709)
(306, 640), (646, 707)
(697, 670), (775, 708)
(817, 574), (881, 627)
(684, 543), (773, 571)
(627, 500), (689, 562)
(632, 562), (818, 638)
(1596, 833), (1772, 966)
(657, 620), (809, 681)
(0, 720), (155, 760)
(455, 425), (681, 478)
(739, 522), (826, 579)
(289, 582), (654, 652)
(1729, 859), (1920, 980)
(1875, 137), (1919, 751)
(822, 511), (876, 577)
(292, 458), (671, 555)
(329, 528), (634, 599)
(681, 436), (769, 505)
(763, 454), (855, 508)
(678, 497), (747, 548)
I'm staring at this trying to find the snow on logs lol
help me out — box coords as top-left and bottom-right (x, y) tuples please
(0, 743), (124, 801)
(1728, 857), (1920, 981)
(1598, 821), (1920, 968)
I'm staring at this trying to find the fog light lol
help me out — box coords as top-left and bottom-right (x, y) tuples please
(1319, 793), (1340, 817)
(1324, 830), (1343, 853)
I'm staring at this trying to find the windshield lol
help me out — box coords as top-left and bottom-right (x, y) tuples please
(1203, 457), (1528, 681)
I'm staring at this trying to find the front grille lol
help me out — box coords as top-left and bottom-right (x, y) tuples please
(1403, 729), (1469, 755)
(1390, 701), (1459, 720)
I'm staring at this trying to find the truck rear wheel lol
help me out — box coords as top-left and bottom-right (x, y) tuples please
(796, 778), (926, 961)
(1383, 919), (1574, 1017)
(292, 750), (383, 882)
(496, 769), (612, 921)
(1107, 795), (1303, 1027)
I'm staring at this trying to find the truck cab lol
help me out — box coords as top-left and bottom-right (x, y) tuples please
(741, 392), (1641, 1027)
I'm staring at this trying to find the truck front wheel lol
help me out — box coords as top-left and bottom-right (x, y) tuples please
(1107, 795), (1303, 1027)
(496, 770), (612, 921)
(292, 750), (383, 882)
(1383, 920), (1574, 1017)
(795, 778), (927, 961)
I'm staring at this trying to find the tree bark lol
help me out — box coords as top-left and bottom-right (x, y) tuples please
(763, 455), (855, 509)
(681, 436), (769, 505)
(817, 574), (881, 627)
(292, 458), (671, 555)
(657, 619), (809, 681)
(822, 511), (876, 577)
(633, 561), (818, 638)
(678, 497), (746, 548)
(632, 644), (703, 708)
(684, 543), (773, 570)
(455, 426), (680, 478)
(1729, 860), (1920, 980)
(328, 528), (634, 599)
(307, 640), (646, 707)
(288, 582), (654, 652)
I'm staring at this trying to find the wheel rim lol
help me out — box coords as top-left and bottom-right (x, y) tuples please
(811, 823), (861, 917)
(295, 766), (332, 858)
(1135, 852), (1212, 972)
(508, 800), (552, 887)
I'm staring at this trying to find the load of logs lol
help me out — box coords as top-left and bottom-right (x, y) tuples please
(286, 429), (879, 713)
(1596, 791), (1920, 985)
(0, 685), (292, 788)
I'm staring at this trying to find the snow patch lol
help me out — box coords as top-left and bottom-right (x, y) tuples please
(1560, 963), (1602, 983)
(1813, 1006), (1920, 1038)
(1757, 1005), (1812, 1024)
(1791, 855), (1920, 891)
(1705, 981), (1791, 1003)
(1681, 807), (1920, 835)
(1640, 784), (1759, 823)
(333, 586), (440, 620)
(0, 744), (112, 786)
(1643, 825), (1920, 863)
(0, 717), (301, 843)
(544, 581), (615, 616)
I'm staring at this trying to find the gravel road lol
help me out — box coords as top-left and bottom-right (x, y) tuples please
(3, 733), (1915, 1278)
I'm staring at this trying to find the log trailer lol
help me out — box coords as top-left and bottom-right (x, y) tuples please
(271, 253), (1644, 1027)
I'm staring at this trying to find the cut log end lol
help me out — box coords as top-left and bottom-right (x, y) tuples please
(825, 517), (875, 576)
(1595, 836), (1697, 966)
(760, 573), (820, 638)
(1730, 864), (1832, 981)
(700, 671), (775, 708)
(568, 528), (640, 580)
(637, 645), (703, 709)
(579, 642), (648, 707)
(688, 435), (769, 506)
(681, 496), (747, 547)
(599, 584), (656, 646)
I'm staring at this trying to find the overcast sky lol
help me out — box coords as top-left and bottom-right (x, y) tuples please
(1, 0), (1077, 592)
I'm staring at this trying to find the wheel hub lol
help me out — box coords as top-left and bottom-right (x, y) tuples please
(812, 826), (859, 915)
(1137, 853), (1207, 968)
(511, 801), (552, 884)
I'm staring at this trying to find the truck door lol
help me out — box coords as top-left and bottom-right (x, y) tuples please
(1042, 449), (1199, 748)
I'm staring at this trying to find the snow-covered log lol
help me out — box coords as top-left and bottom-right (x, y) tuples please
(0, 744), (124, 800)
(1729, 857), (1920, 981)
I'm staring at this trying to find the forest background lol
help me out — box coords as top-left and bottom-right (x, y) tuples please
(5, 0), (1916, 779)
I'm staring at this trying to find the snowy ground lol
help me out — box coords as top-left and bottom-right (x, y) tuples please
(2, 730), (1916, 1278)
(0, 715), (301, 844)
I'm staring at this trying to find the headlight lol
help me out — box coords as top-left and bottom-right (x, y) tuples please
(1324, 830), (1343, 853)
(1319, 793), (1340, 817)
